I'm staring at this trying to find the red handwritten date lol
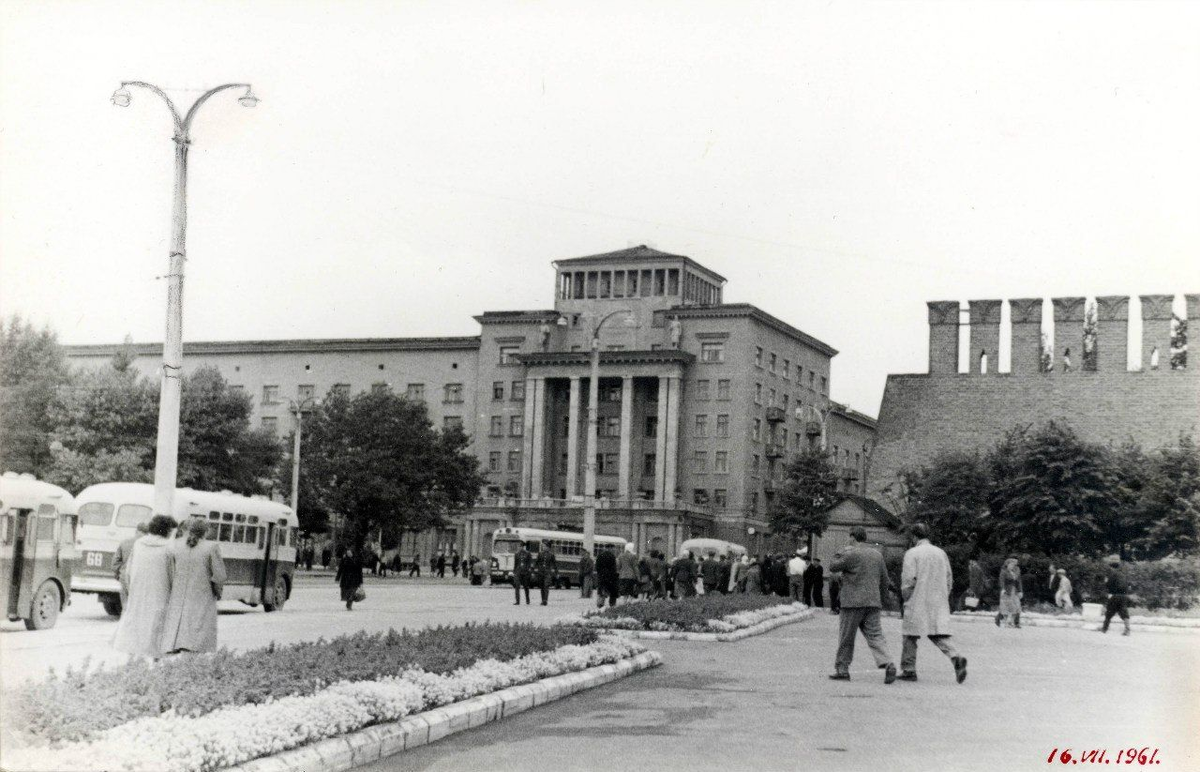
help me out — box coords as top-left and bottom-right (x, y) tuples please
(1047, 748), (1161, 765)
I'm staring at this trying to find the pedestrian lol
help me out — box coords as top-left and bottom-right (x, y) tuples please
(378, 552), (388, 578)
(112, 514), (177, 659)
(1048, 562), (1061, 603)
(450, 550), (460, 577)
(651, 550), (668, 598)
(638, 553), (654, 598)
(771, 553), (790, 597)
(966, 558), (986, 611)
(1054, 569), (1074, 610)
(532, 540), (558, 605)
(429, 554), (437, 575)
(760, 555), (773, 593)
(304, 546), (314, 571)
(436, 552), (446, 578)
(1100, 560), (1132, 636)
(160, 518), (227, 654)
(670, 549), (697, 598)
(829, 526), (897, 683)
(513, 542), (533, 605)
(896, 523), (968, 684)
(743, 557), (763, 594)
(409, 553), (421, 577)
(701, 553), (722, 595)
(470, 555), (487, 585)
(617, 543), (639, 601)
(729, 554), (746, 593)
(461, 556), (470, 578)
(805, 558), (825, 607)
(578, 549), (596, 598)
(716, 554), (731, 594)
(788, 549), (807, 602)
(336, 547), (364, 610)
(829, 571), (842, 614)
(595, 545), (619, 608)
(113, 521), (149, 609)
(995, 556), (1023, 628)
(321, 546), (332, 569)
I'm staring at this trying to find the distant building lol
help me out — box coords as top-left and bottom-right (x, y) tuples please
(65, 245), (876, 559)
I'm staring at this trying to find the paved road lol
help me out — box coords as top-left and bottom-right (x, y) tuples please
(0, 574), (593, 683)
(363, 610), (1200, 772)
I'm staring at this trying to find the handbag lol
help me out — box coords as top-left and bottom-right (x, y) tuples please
(963, 592), (979, 609)
(353, 586), (366, 602)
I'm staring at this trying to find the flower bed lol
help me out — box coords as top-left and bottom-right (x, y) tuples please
(565, 594), (804, 634)
(0, 624), (649, 772)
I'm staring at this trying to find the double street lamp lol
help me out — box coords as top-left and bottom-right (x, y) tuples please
(111, 81), (258, 519)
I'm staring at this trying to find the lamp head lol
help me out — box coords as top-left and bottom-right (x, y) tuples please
(111, 87), (132, 107)
(238, 87), (260, 108)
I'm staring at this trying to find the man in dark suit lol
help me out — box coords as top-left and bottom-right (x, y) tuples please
(595, 546), (620, 607)
(829, 526), (897, 683)
(513, 543), (534, 605)
(803, 558), (825, 607)
(532, 540), (558, 606)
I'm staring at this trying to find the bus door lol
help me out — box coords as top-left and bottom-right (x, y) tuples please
(259, 521), (276, 605)
(5, 510), (32, 620)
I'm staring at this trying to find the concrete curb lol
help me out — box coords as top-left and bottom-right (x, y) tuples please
(881, 610), (1200, 634)
(221, 651), (662, 772)
(590, 608), (817, 641)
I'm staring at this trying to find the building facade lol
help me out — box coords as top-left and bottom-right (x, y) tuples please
(65, 245), (875, 559)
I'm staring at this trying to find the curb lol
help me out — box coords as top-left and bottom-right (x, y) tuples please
(589, 607), (817, 642)
(221, 651), (662, 772)
(881, 610), (1200, 635)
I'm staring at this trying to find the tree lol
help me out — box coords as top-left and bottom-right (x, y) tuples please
(1105, 441), (1156, 560)
(1138, 436), (1200, 558)
(1170, 315), (1188, 370)
(300, 388), (485, 550)
(1081, 301), (1098, 371)
(0, 316), (70, 475)
(987, 421), (1116, 556)
(769, 448), (839, 551)
(898, 451), (990, 547)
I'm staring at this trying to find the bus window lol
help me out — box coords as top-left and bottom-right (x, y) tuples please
(209, 511), (220, 520)
(1, 514), (11, 543)
(79, 502), (114, 526)
(235, 513), (246, 523)
(275, 529), (285, 547)
(219, 523), (233, 542)
(115, 504), (152, 528)
(492, 538), (518, 554)
(257, 528), (265, 548)
(247, 515), (259, 524)
(59, 514), (77, 544)
(233, 525), (245, 543)
(206, 522), (219, 540)
(222, 512), (234, 522)
(37, 516), (57, 541)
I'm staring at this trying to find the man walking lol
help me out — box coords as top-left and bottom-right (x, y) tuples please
(595, 546), (619, 608)
(1100, 560), (1132, 636)
(409, 553), (421, 577)
(532, 541), (558, 605)
(804, 558), (825, 607)
(617, 544), (640, 601)
(829, 527), (897, 683)
(513, 543), (533, 605)
(788, 549), (807, 602)
(578, 549), (595, 598)
(897, 523), (968, 684)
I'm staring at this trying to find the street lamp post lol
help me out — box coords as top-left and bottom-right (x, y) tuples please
(288, 398), (318, 515)
(795, 404), (830, 452)
(582, 309), (635, 554)
(112, 81), (258, 519)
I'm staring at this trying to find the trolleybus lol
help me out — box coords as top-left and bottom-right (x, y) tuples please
(680, 537), (748, 560)
(490, 527), (626, 588)
(1, 472), (79, 630)
(74, 482), (298, 616)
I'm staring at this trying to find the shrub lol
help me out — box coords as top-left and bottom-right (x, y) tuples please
(2, 622), (597, 746)
(1125, 560), (1200, 610)
(584, 594), (789, 631)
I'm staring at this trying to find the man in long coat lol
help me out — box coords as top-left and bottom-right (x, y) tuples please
(829, 527), (896, 683)
(113, 522), (149, 609)
(595, 546), (620, 607)
(513, 543), (534, 605)
(898, 523), (967, 683)
(161, 518), (227, 653)
(531, 540), (558, 605)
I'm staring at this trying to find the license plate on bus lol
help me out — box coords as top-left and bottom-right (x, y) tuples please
(83, 551), (112, 571)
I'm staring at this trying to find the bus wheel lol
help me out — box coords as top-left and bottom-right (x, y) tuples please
(263, 576), (288, 612)
(25, 582), (61, 630)
(101, 594), (123, 617)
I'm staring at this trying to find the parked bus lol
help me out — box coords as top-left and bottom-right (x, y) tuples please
(680, 537), (747, 560)
(74, 482), (298, 616)
(490, 527), (626, 588)
(1, 472), (79, 630)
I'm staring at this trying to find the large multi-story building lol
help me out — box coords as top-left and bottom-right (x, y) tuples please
(65, 245), (875, 559)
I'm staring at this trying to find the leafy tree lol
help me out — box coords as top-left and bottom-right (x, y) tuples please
(111, 334), (138, 373)
(1138, 436), (1200, 558)
(769, 448), (839, 551)
(1170, 315), (1188, 370)
(987, 421), (1117, 556)
(0, 316), (70, 475)
(898, 451), (990, 547)
(1105, 441), (1156, 560)
(1081, 301), (1098, 371)
(300, 388), (485, 550)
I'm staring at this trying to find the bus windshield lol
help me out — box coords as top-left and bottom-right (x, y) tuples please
(79, 502), (114, 527)
(492, 538), (520, 554)
(115, 504), (153, 528)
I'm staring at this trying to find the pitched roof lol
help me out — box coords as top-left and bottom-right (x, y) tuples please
(553, 245), (727, 283)
(827, 494), (904, 529)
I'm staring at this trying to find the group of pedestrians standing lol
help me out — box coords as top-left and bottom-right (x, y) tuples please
(112, 515), (226, 659)
(511, 540), (559, 605)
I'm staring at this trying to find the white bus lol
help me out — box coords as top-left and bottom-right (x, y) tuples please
(490, 527), (627, 588)
(680, 537), (748, 560)
(74, 482), (298, 616)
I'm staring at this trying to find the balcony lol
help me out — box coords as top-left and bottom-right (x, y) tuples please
(765, 406), (786, 423)
(841, 466), (859, 481)
(804, 421), (822, 437)
(765, 443), (785, 459)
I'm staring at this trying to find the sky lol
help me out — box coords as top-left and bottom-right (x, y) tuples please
(2, 0), (1198, 417)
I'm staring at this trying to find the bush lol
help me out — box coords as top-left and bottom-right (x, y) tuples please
(1126, 560), (1200, 610)
(584, 594), (789, 631)
(2, 622), (597, 746)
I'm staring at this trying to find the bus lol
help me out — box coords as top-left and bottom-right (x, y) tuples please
(490, 527), (627, 588)
(1, 472), (79, 630)
(680, 537), (747, 560)
(74, 482), (298, 616)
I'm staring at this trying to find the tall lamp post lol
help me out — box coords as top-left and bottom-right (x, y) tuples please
(582, 309), (635, 554)
(288, 398), (319, 515)
(795, 403), (830, 452)
(111, 81), (259, 519)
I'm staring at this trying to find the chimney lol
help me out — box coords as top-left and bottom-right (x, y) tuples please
(1051, 297), (1087, 372)
(1008, 298), (1044, 374)
(1094, 296), (1130, 373)
(927, 301), (960, 374)
(968, 300), (1002, 373)
(1139, 295), (1175, 371)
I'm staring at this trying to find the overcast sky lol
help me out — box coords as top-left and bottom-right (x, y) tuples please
(2, 0), (1198, 416)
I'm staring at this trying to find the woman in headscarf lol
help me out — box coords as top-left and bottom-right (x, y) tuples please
(336, 547), (364, 610)
(161, 518), (226, 654)
(996, 556), (1024, 628)
(112, 514), (176, 660)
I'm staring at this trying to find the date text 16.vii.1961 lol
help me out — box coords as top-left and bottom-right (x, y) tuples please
(1047, 748), (1161, 765)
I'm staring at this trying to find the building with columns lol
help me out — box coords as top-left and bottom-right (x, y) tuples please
(64, 245), (874, 560)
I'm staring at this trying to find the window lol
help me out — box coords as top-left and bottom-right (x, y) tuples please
(717, 379), (731, 400)
(79, 502), (114, 527)
(821, 375), (828, 393)
(693, 488), (709, 505)
(115, 504), (152, 528)
(561, 414), (570, 437)
(507, 450), (522, 473)
(486, 485), (502, 498)
(714, 451), (728, 473)
(371, 382), (389, 394)
(443, 383), (464, 403)
(601, 384), (622, 402)
(261, 416), (278, 434)
(751, 492), (759, 512)
(643, 453), (656, 476)
(645, 416), (658, 438)
(782, 359), (790, 379)
(694, 414), (708, 437)
(755, 383), (763, 404)
(443, 416), (463, 431)
(600, 416), (621, 437)
(808, 371), (815, 387)
(262, 385), (280, 404)
(489, 416), (504, 436)
(332, 383), (351, 398)
(406, 383), (425, 401)
(230, 384), (245, 396)
(695, 379), (710, 400)
(492, 381), (505, 400)
(768, 388), (776, 406)
(499, 345), (520, 364)
(752, 418), (762, 441)
(701, 342), (725, 363)
(489, 452), (501, 472)
(713, 488), (728, 507)
(716, 414), (729, 437)
(769, 353), (777, 373)
(511, 380), (527, 401)
(692, 451), (708, 473)
(782, 394), (789, 411)
(510, 415), (524, 437)
(297, 384), (315, 401)
(751, 454), (760, 472)
(596, 452), (618, 475)
(755, 347), (764, 367)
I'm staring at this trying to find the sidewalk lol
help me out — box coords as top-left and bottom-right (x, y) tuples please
(882, 608), (1200, 634)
